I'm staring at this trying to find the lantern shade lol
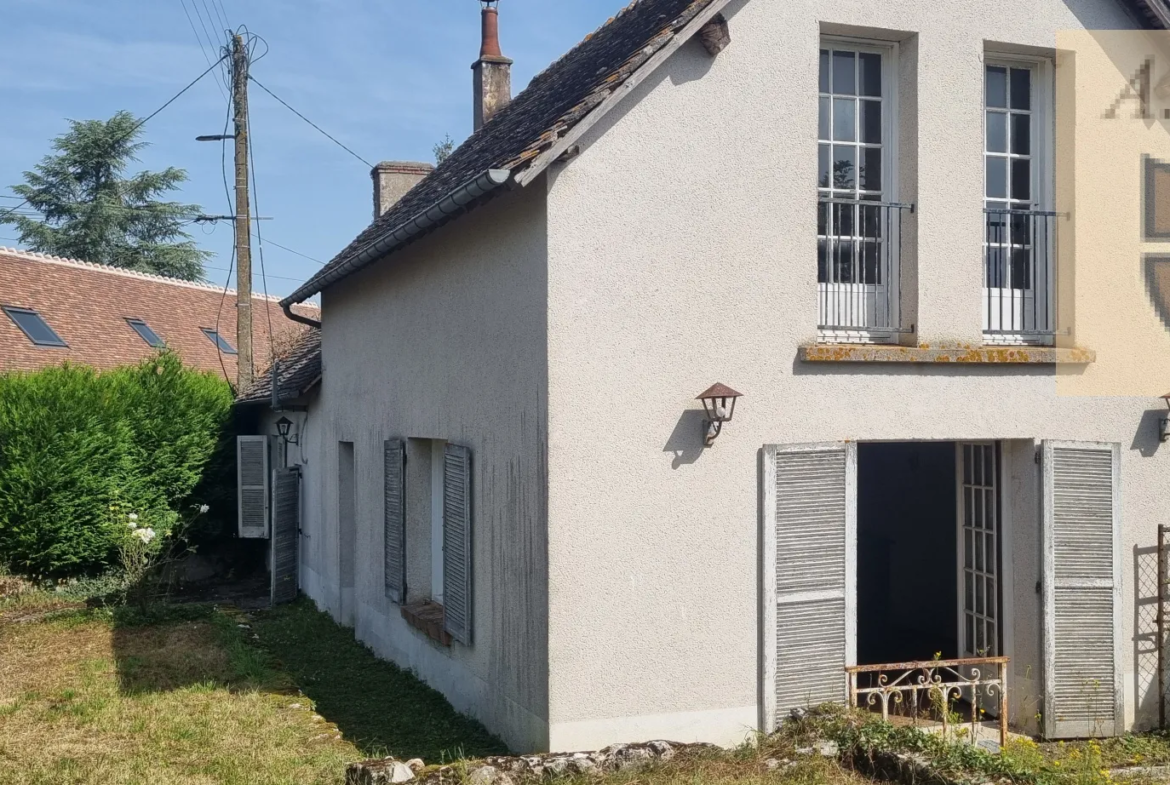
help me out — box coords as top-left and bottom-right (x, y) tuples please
(696, 383), (743, 401)
(697, 383), (743, 424)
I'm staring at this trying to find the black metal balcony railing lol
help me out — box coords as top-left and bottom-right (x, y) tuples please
(817, 197), (913, 335)
(983, 207), (1059, 342)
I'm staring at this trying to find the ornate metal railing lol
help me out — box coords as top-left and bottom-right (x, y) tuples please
(817, 197), (914, 335)
(983, 208), (1060, 343)
(845, 657), (1009, 747)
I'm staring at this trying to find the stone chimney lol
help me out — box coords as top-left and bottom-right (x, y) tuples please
(472, 1), (512, 131)
(371, 161), (434, 219)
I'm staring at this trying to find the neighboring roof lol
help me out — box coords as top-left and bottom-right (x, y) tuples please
(237, 328), (322, 406)
(283, 0), (1170, 307)
(284, 0), (726, 305)
(1131, 0), (1170, 26)
(0, 247), (319, 380)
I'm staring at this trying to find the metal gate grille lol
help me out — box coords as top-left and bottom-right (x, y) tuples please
(1159, 524), (1169, 728)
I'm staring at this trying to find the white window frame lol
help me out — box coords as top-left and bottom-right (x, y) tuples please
(982, 53), (1056, 345)
(818, 36), (901, 344)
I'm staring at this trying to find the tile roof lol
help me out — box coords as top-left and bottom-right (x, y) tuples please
(237, 327), (322, 406)
(0, 247), (319, 382)
(282, 0), (1170, 307)
(284, 0), (724, 304)
(1132, 0), (1170, 26)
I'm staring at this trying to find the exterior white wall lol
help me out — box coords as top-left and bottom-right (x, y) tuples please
(309, 185), (550, 753)
(543, 0), (1163, 751)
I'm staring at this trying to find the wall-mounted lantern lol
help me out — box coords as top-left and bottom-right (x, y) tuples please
(1161, 393), (1170, 443)
(275, 416), (299, 446)
(697, 383), (743, 447)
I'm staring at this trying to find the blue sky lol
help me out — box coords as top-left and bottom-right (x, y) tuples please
(0, 0), (617, 298)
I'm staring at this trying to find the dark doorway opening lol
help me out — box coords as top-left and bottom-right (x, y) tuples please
(857, 442), (958, 665)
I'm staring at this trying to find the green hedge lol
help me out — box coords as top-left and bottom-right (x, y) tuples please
(0, 352), (233, 578)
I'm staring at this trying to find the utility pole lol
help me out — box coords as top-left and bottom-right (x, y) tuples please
(231, 32), (253, 392)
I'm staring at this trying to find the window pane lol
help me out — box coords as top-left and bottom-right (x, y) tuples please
(861, 100), (882, 143)
(1010, 68), (1031, 110)
(831, 145), (857, 190)
(818, 239), (829, 282)
(1011, 113), (1031, 155)
(819, 144), (831, 188)
(819, 97), (830, 140)
(832, 50), (856, 95)
(986, 157), (1007, 199)
(832, 201), (855, 237)
(1012, 247), (1032, 290)
(986, 66), (1007, 109)
(5, 308), (65, 346)
(834, 240), (855, 283)
(861, 147), (882, 191)
(832, 98), (856, 141)
(986, 246), (1006, 287)
(128, 319), (164, 348)
(819, 49), (830, 93)
(1011, 158), (1031, 201)
(859, 52), (882, 97)
(987, 112), (1007, 153)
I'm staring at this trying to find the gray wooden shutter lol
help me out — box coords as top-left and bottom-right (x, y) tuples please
(443, 443), (473, 645)
(384, 439), (406, 604)
(763, 442), (856, 730)
(270, 467), (300, 605)
(1042, 441), (1122, 738)
(237, 435), (270, 539)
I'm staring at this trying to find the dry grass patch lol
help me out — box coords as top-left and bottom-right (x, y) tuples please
(0, 609), (358, 785)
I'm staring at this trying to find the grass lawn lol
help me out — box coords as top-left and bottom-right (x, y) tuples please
(0, 594), (505, 785)
(10, 579), (1169, 785)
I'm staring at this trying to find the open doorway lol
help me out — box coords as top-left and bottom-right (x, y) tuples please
(857, 442), (958, 665)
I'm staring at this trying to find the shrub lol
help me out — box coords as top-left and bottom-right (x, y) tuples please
(0, 352), (232, 577)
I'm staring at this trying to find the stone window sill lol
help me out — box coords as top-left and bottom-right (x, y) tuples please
(799, 344), (1096, 365)
(401, 600), (452, 647)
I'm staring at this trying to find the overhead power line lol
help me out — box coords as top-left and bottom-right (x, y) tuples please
(253, 234), (325, 265)
(248, 76), (374, 168)
(0, 55), (228, 225)
(178, 0), (227, 99)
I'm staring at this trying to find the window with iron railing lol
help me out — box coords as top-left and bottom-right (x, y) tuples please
(983, 59), (1057, 345)
(817, 39), (910, 342)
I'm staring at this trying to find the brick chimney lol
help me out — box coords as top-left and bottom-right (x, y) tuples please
(371, 161), (434, 219)
(472, 1), (512, 131)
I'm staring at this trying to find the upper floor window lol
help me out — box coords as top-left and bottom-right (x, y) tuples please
(201, 328), (237, 355)
(126, 318), (165, 348)
(3, 306), (67, 347)
(983, 58), (1055, 344)
(818, 40), (907, 342)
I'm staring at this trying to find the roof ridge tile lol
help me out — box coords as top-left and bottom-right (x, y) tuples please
(0, 246), (319, 310)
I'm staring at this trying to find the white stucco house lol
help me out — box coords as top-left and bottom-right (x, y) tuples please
(268, 0), (1170, 755)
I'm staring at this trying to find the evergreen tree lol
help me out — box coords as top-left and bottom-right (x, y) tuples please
(2, 111), (209, 281)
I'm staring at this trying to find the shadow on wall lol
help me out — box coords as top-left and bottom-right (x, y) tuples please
(1131, 409), (1166, 458)
(1133, 543), (1163, 731)
(663, 409), (707, 469)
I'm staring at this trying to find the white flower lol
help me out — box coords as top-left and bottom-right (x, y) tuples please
(127, 521), (137, 529)
(134, 527), (156, 544)
(198, 504), (210, 514)
(128, 513), (138, 522)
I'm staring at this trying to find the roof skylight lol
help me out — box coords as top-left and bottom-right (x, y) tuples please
(3, 306), (67, 347)
(126, 318), (165, 348)
(201, 328), (237, 355)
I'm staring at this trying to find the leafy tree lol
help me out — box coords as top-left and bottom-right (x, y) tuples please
(433, 134), (455, 165)
(1, 111), (210, 281)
